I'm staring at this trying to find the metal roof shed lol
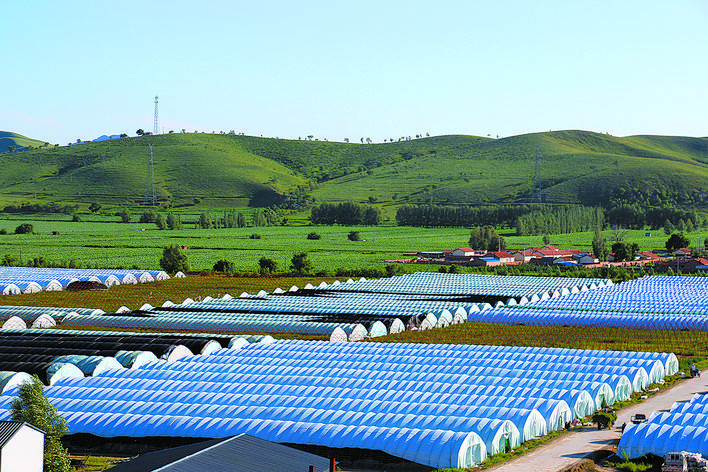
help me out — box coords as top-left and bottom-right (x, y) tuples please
(105, 433), (331, 472)
(0, 420), (45, 472)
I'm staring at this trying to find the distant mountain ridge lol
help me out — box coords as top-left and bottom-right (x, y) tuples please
(0, 130), (706, 209)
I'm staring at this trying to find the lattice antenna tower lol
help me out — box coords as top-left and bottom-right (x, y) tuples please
(532, 146), (542, 203)
(153, 95), (159, 135)
(144, 144), (157, 205)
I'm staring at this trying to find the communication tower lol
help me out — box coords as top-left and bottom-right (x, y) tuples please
(153, 95), (159, 135)
(144, 144), (156, 205)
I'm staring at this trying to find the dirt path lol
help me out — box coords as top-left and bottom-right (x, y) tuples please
(490, 375), (707, 472)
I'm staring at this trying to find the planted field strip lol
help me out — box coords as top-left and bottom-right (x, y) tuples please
(0, 340), (676, 469)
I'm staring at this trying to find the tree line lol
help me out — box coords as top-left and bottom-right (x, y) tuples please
(395, 204), (535, 228)
(515, 206), (605, 236)
(310, 202), (381, 225)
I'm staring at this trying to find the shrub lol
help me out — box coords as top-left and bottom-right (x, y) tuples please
(71, 214), (81, 222)
(213, 259), (232, 273)
(0, 229), (6, 235)
(155, 214), (167, 230)
(118, 208), (130, 223)
(159, 244), (190, 273)
(290, 252), (313, 275)
(15, 223), (34, 234)
(347, 231), (361, 241)
(89, 202), (102, 213)
(249, 233), (262, 239)
(139, 210), (157, 223)
(258, 257), (278, 275)
(307, 231), (321, 240)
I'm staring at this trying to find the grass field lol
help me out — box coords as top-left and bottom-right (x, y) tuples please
(0, 213), (702, 272)
(0, 130), (706, 210)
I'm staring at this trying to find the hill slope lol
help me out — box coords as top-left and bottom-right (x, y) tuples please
(0, 130), (706, 209)
(0, 131), (49, 154)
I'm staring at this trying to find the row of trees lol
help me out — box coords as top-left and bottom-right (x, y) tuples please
(606, 204), (705, 230)
(515, 206), (605, 236)
(310, 202), (381, 225)
(396, 204), (535, 228)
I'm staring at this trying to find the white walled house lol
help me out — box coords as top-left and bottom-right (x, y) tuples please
(0, 421), (44, 472)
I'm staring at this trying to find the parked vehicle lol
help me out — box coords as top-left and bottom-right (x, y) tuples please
(631, 413), (647, 424)
(662, 451), (708, 472)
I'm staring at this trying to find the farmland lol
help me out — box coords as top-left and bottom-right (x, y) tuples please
(0, 212), (703, 272)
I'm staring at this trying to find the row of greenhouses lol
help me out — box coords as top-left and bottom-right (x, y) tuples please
(321, 272), (612, 300)
(619, 391), (708, 457)
(0, 266), (178, 294)
(470, 276), (708, 331)
(0, 341), (676, 469)
(0, 305), (104, 328)
(0, 329), (274, 389)
(60, 273), (611, 340)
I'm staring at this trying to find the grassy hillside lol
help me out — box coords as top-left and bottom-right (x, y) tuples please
(0, 131), (49, 154)
(0, 130), (706, 209)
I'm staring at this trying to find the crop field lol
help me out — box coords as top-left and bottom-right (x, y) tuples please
(0, 212), (703, 273)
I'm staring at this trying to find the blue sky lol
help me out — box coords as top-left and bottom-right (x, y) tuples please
(3, 1), (707, 144)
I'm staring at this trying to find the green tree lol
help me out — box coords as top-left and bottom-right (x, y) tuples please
(592, 227), (609, 262)
(139, 210), (157, 223)
(290, 252), (313, 274)
(611, 242), (639, 262)
(11, 375), (70, 472)
(347, 231), (361, 241)
(236, 212), (247, 228)
(258, 256), (278, 274)
(252, 209), (267, 227)
(136, 128), (145, 136)
(213, 258), (232, 272)
(307, 231), (321, 240)
(118, 208), (130, 223)
(167, 213), (183, 230)
(88, 202), (102, 213)
(15, 223), (34, 234)
(155, 214), (167, 230)
(199, 212), (213, 229)
(159, 244), (190, 273)
(542, 233), (551, 246)
(666, 232), (690, 252)
(468, 226), (506, 251)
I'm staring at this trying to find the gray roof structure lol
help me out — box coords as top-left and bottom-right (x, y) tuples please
(0, 420), (44, 448)
(107, 434), (332, 472)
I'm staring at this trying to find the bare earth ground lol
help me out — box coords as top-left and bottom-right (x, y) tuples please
(490, 375), (707, 472)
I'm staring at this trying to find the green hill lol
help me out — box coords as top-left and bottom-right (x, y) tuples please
(0, 130), (706, 209)
(0, 131), (49, 154)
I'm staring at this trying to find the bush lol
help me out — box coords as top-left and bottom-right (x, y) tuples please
(159, 244), (190, 273)
(89, 202), (102, 213)
(118, 208), (130, 223)
(213, 259), (232, 273)
(258, 257), (278, 275)
(15, 223), (34, 234)
(250, 233), (262, 239)
(306, 231), (321, 240)
(71, 213), (81, 222)
(347, 231), (361, 241)
(0, 229), (6, 235)
(155, 214), (167, 230)
(290, 252), (313, 275)
(139, 210), (157, 223)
